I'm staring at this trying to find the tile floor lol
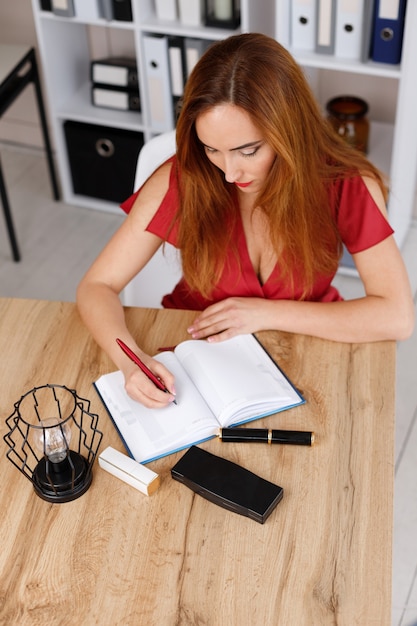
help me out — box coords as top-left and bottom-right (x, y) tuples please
(1, 144), (416, 625)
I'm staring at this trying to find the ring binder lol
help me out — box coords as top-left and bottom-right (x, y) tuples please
(143, 35), (175, 132)
(178, 0), (204, 26)
(91, 86), (141, 112)
(51, 0), (75, 17)
(335, 0), (366, 60)
(291, 0), (316, 51)
(371, 0), (408, 64)
(315, 0), (337, 55)
(112, 0), (132, 21)
(97, 0), (113, 19)
(91, 58), (138, 89)
(275, 0), (291, 49)
(73, 0), (100, 20)
(155, 0), (178, 21)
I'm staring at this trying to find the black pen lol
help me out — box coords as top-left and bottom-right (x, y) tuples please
(218, 428), (315, 446)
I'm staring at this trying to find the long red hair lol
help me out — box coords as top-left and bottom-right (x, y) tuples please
(175, 33), (387, 298)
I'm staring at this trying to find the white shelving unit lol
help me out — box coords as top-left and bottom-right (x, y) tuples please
(31, 0), (416, 254)
(30, 0), (275, 214)
(286, 3), (417, 253)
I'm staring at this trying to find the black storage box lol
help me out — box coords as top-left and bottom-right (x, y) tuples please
(112, 0), (133, 21)
(63, 121), (144, 203)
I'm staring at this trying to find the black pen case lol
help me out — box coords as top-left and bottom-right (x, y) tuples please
(171, 446), (283, 524)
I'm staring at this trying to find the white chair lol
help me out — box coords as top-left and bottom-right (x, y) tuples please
(121, 130), (182, 307)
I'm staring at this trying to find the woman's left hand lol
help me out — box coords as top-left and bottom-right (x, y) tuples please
(187, 297), (269, 342)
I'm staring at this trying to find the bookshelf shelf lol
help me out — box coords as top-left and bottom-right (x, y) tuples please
(56, 82), (145, 130)
(292, 49), (402, 79)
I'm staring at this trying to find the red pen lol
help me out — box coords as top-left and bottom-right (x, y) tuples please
(116, 338), (177, 404)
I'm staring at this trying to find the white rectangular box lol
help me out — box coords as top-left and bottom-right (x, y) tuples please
(99, 446), (160, 495)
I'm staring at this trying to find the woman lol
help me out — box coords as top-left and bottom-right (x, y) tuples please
(77, 33), (414, 408)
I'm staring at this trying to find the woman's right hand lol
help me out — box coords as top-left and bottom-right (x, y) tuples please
(123, 357), (177, 408)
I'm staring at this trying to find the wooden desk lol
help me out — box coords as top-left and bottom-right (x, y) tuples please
(0, 298), (395, 625)
(0, 45), (60, 261)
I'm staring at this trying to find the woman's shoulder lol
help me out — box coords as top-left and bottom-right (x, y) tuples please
(129, 156), (180, 243)
(360, 174), (388, 218)
(333, 172), (388, 218)
(136, 158), (176, 209)
(120, 156), (177, 218)
(333, 172), (393, 252)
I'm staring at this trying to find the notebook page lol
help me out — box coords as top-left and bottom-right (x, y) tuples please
(174, 334), (301, 425)
(95, 352), (217, 463)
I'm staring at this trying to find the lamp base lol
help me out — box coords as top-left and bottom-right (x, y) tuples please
(33, 451), (92, 503)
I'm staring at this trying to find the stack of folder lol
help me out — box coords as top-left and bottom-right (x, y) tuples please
(90, 58), (140, 113)
(48, 0), (132, 21)
(276, 0), (407, 64)
(143, 35), (213, 132)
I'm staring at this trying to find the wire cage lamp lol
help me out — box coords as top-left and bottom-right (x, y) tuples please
(4, 384), (103, 503)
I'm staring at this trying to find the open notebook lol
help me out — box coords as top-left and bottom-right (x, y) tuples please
(94, 334), (305, 463)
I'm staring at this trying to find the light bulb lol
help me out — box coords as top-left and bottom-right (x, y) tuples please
(34, 417), (72, 464)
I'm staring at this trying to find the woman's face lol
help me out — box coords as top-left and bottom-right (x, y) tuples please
(195, 104), (276, 196)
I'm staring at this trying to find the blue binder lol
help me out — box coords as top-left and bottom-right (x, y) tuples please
(371, 0), (408, 64)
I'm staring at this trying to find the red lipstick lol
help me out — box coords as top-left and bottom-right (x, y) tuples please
(235, 181), (252, 188)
